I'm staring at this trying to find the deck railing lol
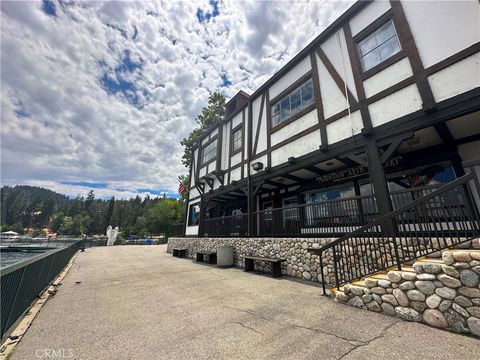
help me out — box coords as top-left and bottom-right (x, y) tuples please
(0, 241), (81, 339)
(316, 171), (480, 292)
(203, 213), (248, 237)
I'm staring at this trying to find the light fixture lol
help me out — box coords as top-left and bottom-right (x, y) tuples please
(288, 157), (296, 164)
(251, 162), (264, 171)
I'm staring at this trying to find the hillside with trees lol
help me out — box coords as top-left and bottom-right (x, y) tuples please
(0, 186), (183, 237)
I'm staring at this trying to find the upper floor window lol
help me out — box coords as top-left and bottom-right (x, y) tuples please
(271, 78), (314, 128)
(201, 139), (217, 165)
(232, 126), (243, 153)
(357, 19), (401, 72)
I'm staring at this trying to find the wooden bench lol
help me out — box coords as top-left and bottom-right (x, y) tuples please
(172, 248), (187, 258)
(195, 251), (217, 264)
(243, 256), (286, 277)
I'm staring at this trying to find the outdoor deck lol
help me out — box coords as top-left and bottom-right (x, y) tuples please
(10, 246), (480, 360)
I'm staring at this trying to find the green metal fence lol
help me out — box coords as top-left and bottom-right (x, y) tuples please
(0, 241), (81, 339)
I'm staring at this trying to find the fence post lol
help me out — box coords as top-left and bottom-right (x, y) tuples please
(319, 251), (327, 295)
(3, 267), (26, 337)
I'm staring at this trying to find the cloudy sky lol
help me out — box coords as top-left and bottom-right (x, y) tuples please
(1, 0), (353, 199)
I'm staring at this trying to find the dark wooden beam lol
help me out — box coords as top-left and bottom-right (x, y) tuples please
(380, 132), (414, 164)
(315, 47), (358, 107)
(305, 165), (327, 175)
(390, 0), (435, 112)
(282, 174), (305, 183)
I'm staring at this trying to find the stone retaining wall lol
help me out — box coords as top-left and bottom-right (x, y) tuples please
(168, 237), (336, 285)
(334, 245), (480, 338)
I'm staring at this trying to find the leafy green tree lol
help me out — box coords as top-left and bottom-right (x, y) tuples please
(50, 212), (65, 233)
(180, 92), (225, 168)
(145, 199), (182, 235)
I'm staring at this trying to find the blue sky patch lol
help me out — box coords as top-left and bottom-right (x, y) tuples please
(42, 0), (57, 17)
(196, 0), (220, 23)
(220, 73), (231, 87)
(62, 181), (109, 189)
(99, 50), (145, 107)
(136, 188), (179, 199)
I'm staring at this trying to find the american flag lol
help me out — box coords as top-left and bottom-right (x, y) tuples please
(178, 182), (186, 195)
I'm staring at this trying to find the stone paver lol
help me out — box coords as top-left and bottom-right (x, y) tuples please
(11, 246), (480, 360)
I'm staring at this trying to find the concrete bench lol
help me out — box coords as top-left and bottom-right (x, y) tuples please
(195, 251), (217, 264)
(243, 256), (286, 277)
(172, 248), (187, 258)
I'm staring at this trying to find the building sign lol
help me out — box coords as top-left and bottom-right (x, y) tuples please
(316, 156), (402, 184)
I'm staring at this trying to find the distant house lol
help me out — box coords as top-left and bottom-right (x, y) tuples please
(184, 0), (480, 238)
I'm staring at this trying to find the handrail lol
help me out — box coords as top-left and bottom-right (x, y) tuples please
(1, 241), (81, 339)
(315, 170), (480, 292)
(319, 172), (474, 252)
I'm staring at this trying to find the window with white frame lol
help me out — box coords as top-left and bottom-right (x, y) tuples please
(232, 126), (242, 152)
(271, 78), (314, 127)
(201, 139), (217, 165)
(357, 19), (401, 72)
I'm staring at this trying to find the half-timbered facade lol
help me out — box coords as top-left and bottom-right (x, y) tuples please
(184, 0), (480, 238)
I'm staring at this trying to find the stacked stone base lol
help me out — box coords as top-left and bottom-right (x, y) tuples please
(168, 237), (336, 285)
(334, 245), (480, 338)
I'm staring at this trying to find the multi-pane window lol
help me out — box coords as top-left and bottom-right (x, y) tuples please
(271, 78), (314, 127)
(357, 19), (401, 72)
(201, 139), (217, 165)
(232, 127), (243, 152)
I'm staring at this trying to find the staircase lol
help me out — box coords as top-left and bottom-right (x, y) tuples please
(315, 170), (480, 337)
(331, 246), (480, 337)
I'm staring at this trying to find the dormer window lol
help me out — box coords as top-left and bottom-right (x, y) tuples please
(357, 19), (401, 72)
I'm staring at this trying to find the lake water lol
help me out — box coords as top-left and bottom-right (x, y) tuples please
(0, 249), (48, 268)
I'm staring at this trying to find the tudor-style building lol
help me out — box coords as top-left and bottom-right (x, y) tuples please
(184, 0), (480, 238)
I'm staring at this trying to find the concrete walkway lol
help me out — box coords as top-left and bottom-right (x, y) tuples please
(11, 246), (479, 360)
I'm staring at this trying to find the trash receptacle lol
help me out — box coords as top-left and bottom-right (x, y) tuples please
(217, 245), (234, 267)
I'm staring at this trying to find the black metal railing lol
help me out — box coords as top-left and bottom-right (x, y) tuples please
(203, 213), (248, 237)
(317, 171), (480, 292)
(170, 223), (185, 237)
(0, 241), (81, 339)
(253, 195), (379, 237)
(198, 185), (450, 238)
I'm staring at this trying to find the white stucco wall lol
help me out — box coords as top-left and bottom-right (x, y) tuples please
(428, 53), (480, 103)
(271, 131), (320, 167)
(363, 57), (413, 98)
(326, 110), (363, 145)
(271, 110), (318, 146)
(317, 52), (349, 119)
(269, 57), (311, 99)
(320, 28), (358, 101)
(230, 166), (242, 182)
(349, 0), (391, 37)
(185, 225), (199, 236)
(231, 152), (242, 167)
(368, 84), (422, 127)
(402, 0), (480, 69)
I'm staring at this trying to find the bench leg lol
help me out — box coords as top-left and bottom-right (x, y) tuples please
(210, 254), (217, 264)
(173, 250), (178, 257)
(245, 258), (254, 272)
(271, 262), (282, 277)
(196, 253), (203, 262)
(179, 250), (186, 258)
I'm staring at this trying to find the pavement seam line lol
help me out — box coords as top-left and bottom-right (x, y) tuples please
(0, 250), (81, 360)
(224, 305), (368, 345)
(227, 321), (264, 335)
(337, 320), (401, 360)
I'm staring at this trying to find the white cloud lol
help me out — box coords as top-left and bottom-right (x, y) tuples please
(1, 0), (353, 199)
